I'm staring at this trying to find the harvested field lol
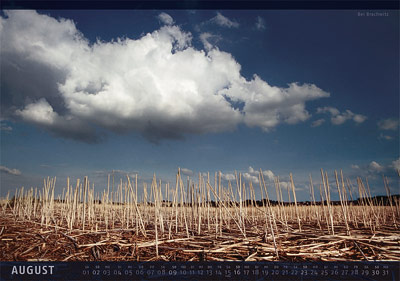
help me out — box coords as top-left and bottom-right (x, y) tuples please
(1, 169), (399, 261)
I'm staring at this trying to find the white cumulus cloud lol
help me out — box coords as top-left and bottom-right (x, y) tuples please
(2, 10), (331, 143)
(16, 98), (58, 126)
(223, 78), (329, 131)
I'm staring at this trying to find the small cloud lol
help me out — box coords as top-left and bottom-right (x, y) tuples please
(0, 123), (12, 131)
(255, 16), (266, 30)
(392, 158), (400, 171)
(0, 165), (21, 175)
(243, 172), (259, 184)
(211, 12), (239, 28)
(368, 161), (384, 173)
(379, 133), (393, 141)
(331, 114), (348, 125)
(180, 168), (193, 176)
(317, 107), (366, 125)
(331, 110), (366, 125)
(351, 164), (360, 169)
(158, 12), (174, 25)
(378, 118), (399, 131)
(353, 114), (367, 124)
(262, 170), (275, 181)
(311, 118), (325, 127)
(16, 98), (57, 126)
(221, 172), (235, 181)
(317, 106), (340, 116)
(245, 166), (275, 183)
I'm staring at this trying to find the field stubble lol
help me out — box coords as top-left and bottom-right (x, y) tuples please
(0, 169), (399, 261)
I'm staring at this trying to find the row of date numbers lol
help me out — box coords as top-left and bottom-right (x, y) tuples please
(83, 269), (390, 277)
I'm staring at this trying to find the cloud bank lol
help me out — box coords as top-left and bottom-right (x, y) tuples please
(1, 10), (330, 143)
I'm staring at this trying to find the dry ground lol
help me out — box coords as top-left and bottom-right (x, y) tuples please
(1, 210), (399, 262)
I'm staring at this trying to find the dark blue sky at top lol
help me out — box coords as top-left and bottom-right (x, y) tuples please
(0, 9), (398, 201)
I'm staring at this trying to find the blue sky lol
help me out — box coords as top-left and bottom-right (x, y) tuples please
(1, 10), (399, 201)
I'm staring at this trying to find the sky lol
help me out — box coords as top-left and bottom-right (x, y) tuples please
(0, 9), (399, 202)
